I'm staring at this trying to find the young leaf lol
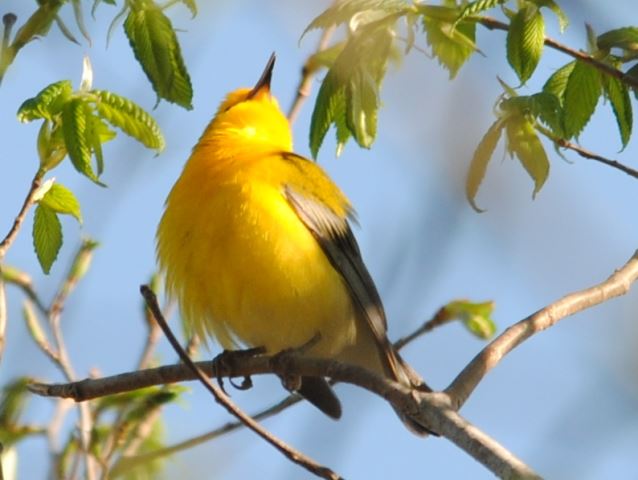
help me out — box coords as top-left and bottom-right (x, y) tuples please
(33, 204), (63, 274)
(597, 27), (638, 52)
(124, 1), (193, 109)
(506, 115), (549, 197)
(507, 5), (545, 84)
(602, 75), (632, 148)
(39, 183), (82, 223)
(93, 90), (165, 151)
(302, 0), (407, 37)
(444, 300), (496, 340)
(533, 0), (568, 32)
(62, 98), (100, 183)
(346, 69), (378, 148)
(17, 80), (73, 122)
(542, 61), (575, 101)
(423, 15), (477, 78)
(456, 0), (506, 23)
(563, 61), (601, 138)
(466, 119), (504, 212)
(626, 63), (638, 101)
(529, 91), (563, 135)
(309, 24), (393, 157)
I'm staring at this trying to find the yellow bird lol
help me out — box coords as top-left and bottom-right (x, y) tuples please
(156, 54), (429, 434)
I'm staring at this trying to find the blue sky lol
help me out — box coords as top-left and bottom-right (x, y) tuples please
(1, 1), (637, 478)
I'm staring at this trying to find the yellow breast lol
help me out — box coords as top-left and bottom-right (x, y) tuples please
(156, 152), (357, 356)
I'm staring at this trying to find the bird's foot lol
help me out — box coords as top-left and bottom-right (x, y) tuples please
(212, 347), (266, 393)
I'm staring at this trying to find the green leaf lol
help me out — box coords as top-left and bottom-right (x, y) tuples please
(563, 61), (601, 138)
(39, 183), (82, 223)
(310, 24), (393, 157)
(302, 0), (407, 38)
(626, 63), (638, 100)
(444, 300), (496, 340)
(310, 72), (347, 158)
(124, 1), (193, 109)
(529, 91), (563, 135)
(506, 115), (549, 197)
(33, 204), (63, 274)
(542, 61), (575, 101)
(602, 75), (633, 148)
(93, 90), (165, 151)
(507, 5), (545, 84)
(346, 69), (378, 148)
(62, 98), (100, 183)
(466, 119), (504, 212)
(17, 80), (73, 122)
(456, 0), (506, 23)
(597, 27), (638, 52)
(533, 0), (568, 32)
(10, 0), (64, 52)
(423, 15), (477, 78)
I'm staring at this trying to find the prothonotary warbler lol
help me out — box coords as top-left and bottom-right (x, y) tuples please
(156, 54), (430, 435)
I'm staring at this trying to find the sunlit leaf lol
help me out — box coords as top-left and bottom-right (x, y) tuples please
(507, 4), (545, 84)
(466, 119), (504, 212)
(39, 183), (82, 223)
(17, 80), (72, 122)
(33, 204), (63, 274)
(602, 75), (632, 149)
(562, 60), (601, 138)
(124, 1), (193, 109)
(506, 115), (549, 197)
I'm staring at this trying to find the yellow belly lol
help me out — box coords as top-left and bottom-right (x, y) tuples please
(157, 173), (357, 357)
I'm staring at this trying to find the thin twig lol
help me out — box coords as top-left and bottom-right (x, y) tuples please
(446, 249), (638, 408)
(0, 170), (44, 259)
(537, 126), (638, 180)
(478, 16), (638, 91)
(46, 242), (98, 480)
(287, 26), (335, 124)
(111, 395), (301, 475)
(140, 286), (342, 480)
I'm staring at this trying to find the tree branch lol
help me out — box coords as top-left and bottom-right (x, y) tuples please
(446, 249), (638, 408)
(139, 286), (342, 480)
(478, 16), (638, 91)
(287, 25), (335, 124)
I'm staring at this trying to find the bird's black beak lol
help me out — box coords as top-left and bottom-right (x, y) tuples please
(247, 52), (275, 99)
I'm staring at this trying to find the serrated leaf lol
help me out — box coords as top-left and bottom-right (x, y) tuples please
(33, 204), (63, 274)
(86, 114), (116, 175)
(542, 61), (575, 102)
(507, 5), (545, 84)
(124, 2), (193, 109)
(62, 98), (100, 183)
(17, 80), (73, 122)
(563, 60), (601, 138)
(10, 0), (64, 52)
(529, 91), (563, 135)
(602, 75), (632, 148)
(346, 69), (379, 148)
(302, 0), (407, 38)
(456, 0), (506, 23)
(93, 90), (164, 151)
(423, 15), (477, 78)
(466, 119), (504, 212)
(533, 0), (568, 32)
(310, 72), (346, 158)
(310, 25), (393, 157)
(597, 27), (638, 52)
(39, 183), (82, 223)
(506, 115), (549, 197)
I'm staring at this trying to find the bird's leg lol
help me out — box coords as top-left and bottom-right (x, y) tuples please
(271, 333), (322, 392)
(212, 346), (266, 393)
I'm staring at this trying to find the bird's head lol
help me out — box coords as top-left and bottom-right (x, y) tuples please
(200, 53), (292, 153)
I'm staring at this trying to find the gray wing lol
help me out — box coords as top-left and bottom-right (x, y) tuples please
(284, 185), (388, 341)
